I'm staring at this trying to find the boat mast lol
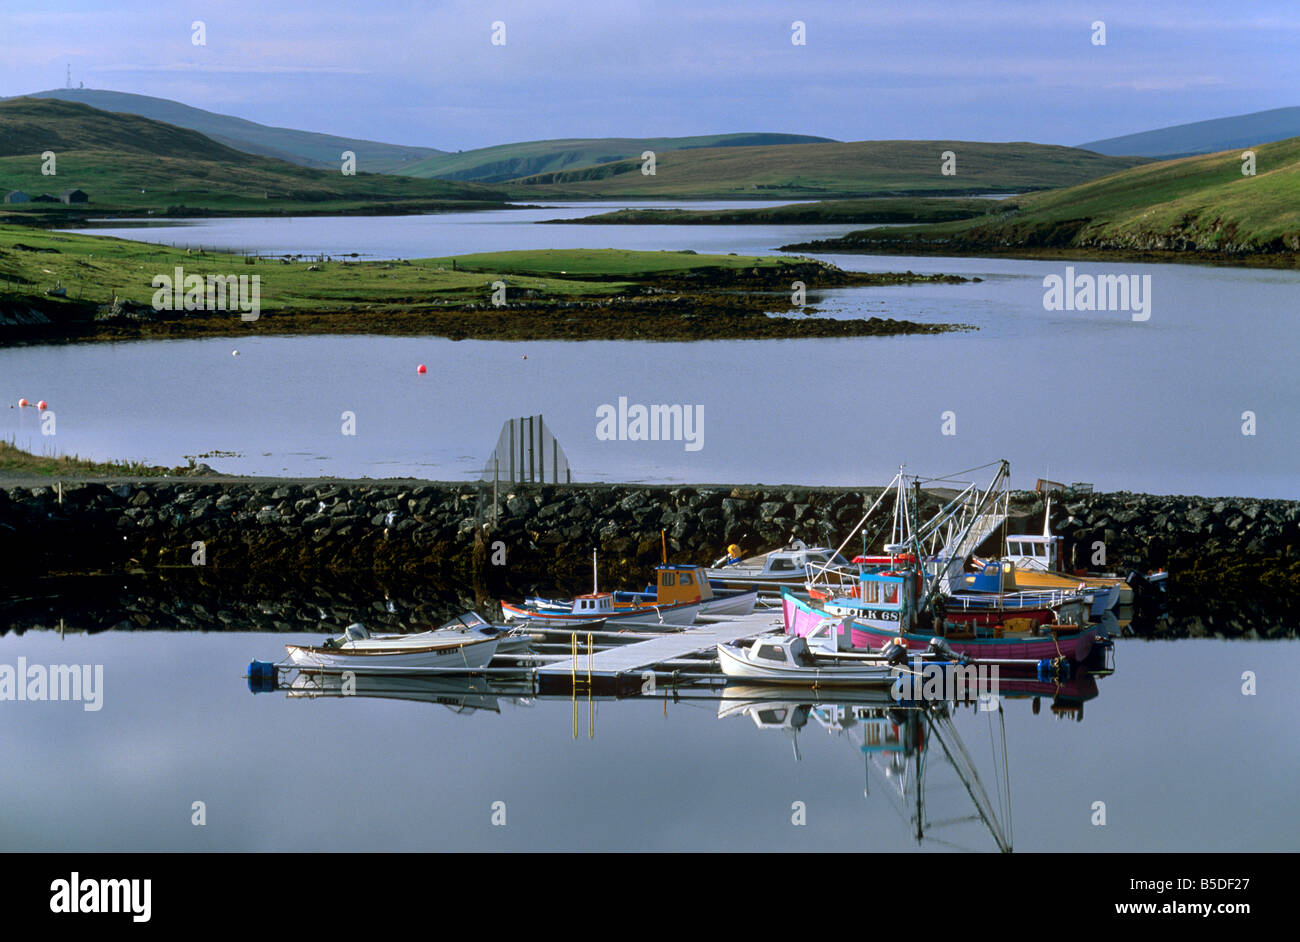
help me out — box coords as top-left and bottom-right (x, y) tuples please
(592, 549), (598, 595)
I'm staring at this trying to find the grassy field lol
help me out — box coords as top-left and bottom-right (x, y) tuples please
(0, 226), (829, 312)
(0, 98), (507, 216)
(0, 228), (973, 342)
(545, 197), (1001, 225)
(395, 133), (835, 182)
(782, 136), (1300, 258)
(0, 227), (657, 310)
(496, 140), (1148, 199)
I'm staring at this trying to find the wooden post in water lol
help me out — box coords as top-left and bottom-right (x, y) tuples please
(537, 414), (544, 483)
(508, 419), (515, 483)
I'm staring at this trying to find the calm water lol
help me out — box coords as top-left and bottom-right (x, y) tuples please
(3, 205), (1297, 495)
(0, 627), (1294, 852)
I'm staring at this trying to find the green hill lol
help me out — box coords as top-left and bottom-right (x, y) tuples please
(492, 139), (1148, 199)
(21, 88), (444, 173)
(783, 137), (1300, 258)
(1079, 106), (1300, 158)
(0, 98), (505, 215)
(397, 133), (836, 183)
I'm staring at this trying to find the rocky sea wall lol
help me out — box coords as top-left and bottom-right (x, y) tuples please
(3, 480), (1297, 602)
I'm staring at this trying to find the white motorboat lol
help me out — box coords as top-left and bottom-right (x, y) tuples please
(705, 540), (854, 593)
(716, 634), (903, 686)
(286, 622), (500, 672)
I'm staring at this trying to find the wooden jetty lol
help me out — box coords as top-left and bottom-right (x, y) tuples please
(532, 609), (781, 695)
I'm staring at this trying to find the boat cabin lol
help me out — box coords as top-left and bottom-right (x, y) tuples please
(1003, 534), (1064, 573)
(748, 635), (818, 668)
(822, 568), (916, 630)
(959, 560), (1022, 593)
(569, 593), (614, 615)
(652, 565), (716, 605)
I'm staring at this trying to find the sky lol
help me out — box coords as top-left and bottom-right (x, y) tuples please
(3, 0), (1298, 151)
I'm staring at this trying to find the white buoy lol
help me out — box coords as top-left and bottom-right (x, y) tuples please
(232, 350), (239, 356)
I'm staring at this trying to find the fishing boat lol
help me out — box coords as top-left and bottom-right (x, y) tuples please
(704, 540), (854, 594)
(503, 551), (700, 628)
(613, 564), (758, 616)
(285, 622), (501, 672)
(785, 588), (1101, 663)
(794, 462), (1105, 663)
(991, 498), (1131, 607)
(502, 593), (700, 627)
(716, 634), (905, 686)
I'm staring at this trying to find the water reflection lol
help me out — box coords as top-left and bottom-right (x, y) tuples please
(3, 576), (1294, 640)
(248, 654), (1116, 854)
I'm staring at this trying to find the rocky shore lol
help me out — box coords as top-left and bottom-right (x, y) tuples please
(3, 480), (1296, 606)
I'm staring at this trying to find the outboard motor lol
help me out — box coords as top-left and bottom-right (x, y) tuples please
(927, 637), (957, 661)
(344, 623), (369, 642)
(881, 641), (909, 666)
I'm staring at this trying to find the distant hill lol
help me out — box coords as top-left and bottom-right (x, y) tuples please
(397, 133), (837, 183)
(1079, 107), (1300, 158)
(0, 98), (504, 213)
(20, 88), (444, 173)
(492, 140), (1148, 199)
(787, 137), (1300, 257)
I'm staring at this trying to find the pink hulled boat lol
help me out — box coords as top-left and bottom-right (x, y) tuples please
(782, 590), (1098, 663)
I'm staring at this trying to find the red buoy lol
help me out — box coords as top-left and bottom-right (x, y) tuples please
(37, 400), (48, 411)
(17, 398), (28, 408)
(417, 364), (427, 374)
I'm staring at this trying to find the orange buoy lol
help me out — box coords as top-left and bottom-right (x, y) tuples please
(37, 400), (48, 410)
(17, 398), (28, 408)
(417, 364), (427, 374)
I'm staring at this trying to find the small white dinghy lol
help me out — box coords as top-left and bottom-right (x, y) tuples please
(716, 634), (903, 687)
(286, 621), (500, 672)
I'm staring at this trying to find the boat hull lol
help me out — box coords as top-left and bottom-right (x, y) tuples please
(501, 600), (700, 627)
(783, 593), (1097, 663)
(285, 635), (499, 672)
(715, 642), (898, 686)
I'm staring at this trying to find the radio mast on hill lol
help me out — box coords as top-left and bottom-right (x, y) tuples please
(66, 64), (71, 88)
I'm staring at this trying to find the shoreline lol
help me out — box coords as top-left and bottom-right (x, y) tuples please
(778, 238), (1300, 271)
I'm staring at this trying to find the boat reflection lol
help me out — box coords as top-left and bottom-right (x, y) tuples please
(714, 669), (1108, 853)
(280, 669), (535, 716)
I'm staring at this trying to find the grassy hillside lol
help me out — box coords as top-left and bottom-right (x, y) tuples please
(1080, 106), (1300, 158)
(782, 137), (1300, 259)
(23, 89), (444, 173)
(396, 133), (835, 183)
(0, 98), (506, 215)
(495, 140), (1147, 199)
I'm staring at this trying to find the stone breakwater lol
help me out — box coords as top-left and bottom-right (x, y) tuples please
(2, 480), (1297, 599)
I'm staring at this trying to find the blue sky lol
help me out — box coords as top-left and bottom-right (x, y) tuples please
(4, 0), (1297, 150)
